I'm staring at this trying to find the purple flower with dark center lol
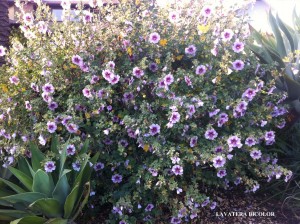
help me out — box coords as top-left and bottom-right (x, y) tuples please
(83, 11), (92, 23)
(80, 63), (89, 72)
(242, 88), (256, 101)
(94, 162), (104, 171)
(169, 112), (180, 124)
(102, 69), (114, 81)
(185, 45), (197, 56)
(112, 174), (122, 183)
(133, 67), (144, 78)
(250, 149), (262, 160)
(72, 55), (83, 66)
(62, 116), (72, 126)
(204, 128), (218, 140)
(30, 83), (39, 92)
(145, 203), (154, 212)
(232, 60), (244, 71)
(149, 62), (158, 72)
(66, 123), (78, 133)
(217, 169), (227, 178)
(164, 74), (174, 86)
(217, 113), (228, 127)
(25, 101), (32, 111)
(169, 11), (179, 23)
(227, 135), (242, 149)
(47, 121), (57, 133)
(127, 128), (137, 139)
(277, 121), (286, 129)
(201, 6), (213, 17)
(109, 75), (120, 85)
(44, 161), (56, 173)
(170, 217), (181, 224)
(9, 76), (20, 85)
(66, 144), (76, 156)
(149, 32), (160, 44)
(82, 88), (93, 98)
(42, 83), (55, 93)
(172, 165), (183, 176)
(221, 29), (234, 42)
(72, 161), (81, 171)
(245, 137), (257, 146)
(201, 198), (210, 207)
(187, 105), (196, 116)
(171, 156), (180, 164)
(209, 108), (220, 117)
(184, 76), (192, 86)
(190, 136), (198, 147)
(215, 146), (223, 153)
(48, 101), (58, 111)
(196, 65), (207, 75)
(118, 139), (128, 148)
(23, 13), (34, 25)
(0, 46), (6, 57)
(158, 80), (166, 88)
(107, 105), (112, 111)
(42, 92), (52, 103)
(212, 156), (226, 168)
(232, 40), (244, 53)
(119, 221), (127, 224)
(148, 168), (158, 176)
(234, 177), (242, 185)
(149, 124), (160, 136)
(265, 131), (275, 141)
(107, 61), (115, 69)
(123, 92), (134, 102)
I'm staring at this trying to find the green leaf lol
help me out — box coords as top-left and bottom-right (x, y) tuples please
(63, 184), (80, 219)
(79, 139), (90, 155)
(71, 182), (90, 222)
(0, 192), (46, 204)
(0, 209), (33, 220)
(29, 198), (63, 218)
(25, 159), (36, 178)
(59, 146), (67, 179)
(17, 158), (32, 178)
(284, 73), (300, 99)
(50, 135), (59, 154)
(52, 170), (71, 206)
(29, 142), (45, 171)
(276, 14), (295, 52)
(32, 170), (54, 197)
(10, 216), (47, 224)
(0, 177), (26, 194)
(269, 10), (287, 57)
(45, 218), (68, 224)
(8, 167), (33, 191)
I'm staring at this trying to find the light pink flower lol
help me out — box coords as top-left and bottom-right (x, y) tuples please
(23, 13), (34, 25)
(232, 40), (244, 53)
(201, 6), (213, 17)
(149, 32), (160, 44)
(232, 60), (244, 71)
(133, 67), (144, 78)
(212, 156), (226, 168)
(164, 74), (174, 86)
(149, 124), (160, 136)
(9, 76), (19, 85)
(172, 165), (183, 176)
(196, 65), (207, 75)
(221, 29), (234, 42)
(0, 46), (6, 57)
(185, 45), (197, 56)
(169, 11), (179, 23)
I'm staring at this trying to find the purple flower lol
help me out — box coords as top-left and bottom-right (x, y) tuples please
(204, 128), (218, 140)
(72, 161), (81, 171)
(109, 75), (120, 85)
(169, 112), (180, 124)
(66, 144), (76, 156)
(82, 88), (93, 98)
(119, 221), (127, 224)
(0, 46), (6, 57)
(148, 168), (158, 176)
(227, 135), (242, 149)
(42, 92), (52, 103)
(80, 63), (89, 72)
(123, 92), (134, 102)
(232, 60), (245, 71)
(149, 124), (160, 136)
(133, 67), (144, 78)
(214, 146), (223, 153)
(185, 44), (197, 56)
(72, 55), (83, 66)
(94, 162), (105, 171)
(201, 6), (213, 17)
(164, 73), (174, 86)
(25, 101), (32, 111)
(102, 69), (114, 81)
(190, 136), (198, 147)
(145, 203), (154, 212)
(23, 13), (34, 25)
(30, 83), (39, 92)
(169, 11), (179, 23)
(48, 101), (58, 111)
(217, 169), (227, 178)
(265, 131), (275, 142)
(250, 149), (262, 160)
(195, 65), (207, 75)
(187, 105), (196, 117)
(245, 137), (257, 147)
(232, 40), (244, 53)
(112, 174), (122, 183)
(119, 139), (128, 148)
(217, 113), (228, 127)
(66, 123), (78, 133)
(170, 217), (181, 224)
(221, 29), (234, 42)
(37, 21), (47, 34)
(9, 76), (20, 85)
(172, 165), (183, 176)
(44, 161), (56, 173)
(209, 109), (220, 117)
(42, 83), (55, 93)
(149, 32), (160, 44)
(83, 11), (92, 23)
(242, 88), (256, 101)
(171, 156), (180, 164)
(235, 101), (248, 112)
(107, 61), (115, 69)
(212, 156), (226, 168)
(210, 201), (217, 210)
(184, 76), (192, 86)
(149, 62), (158, 72)
(47, 121), (57, 133)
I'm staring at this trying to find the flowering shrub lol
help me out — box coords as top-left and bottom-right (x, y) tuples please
(0, 0), (292, 223)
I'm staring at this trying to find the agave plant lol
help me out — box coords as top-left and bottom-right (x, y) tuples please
(0, 136), (99, 224)
(249, 8), (300, 114)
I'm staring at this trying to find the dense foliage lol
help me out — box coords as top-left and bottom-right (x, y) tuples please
(0, 0), (292, 223)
